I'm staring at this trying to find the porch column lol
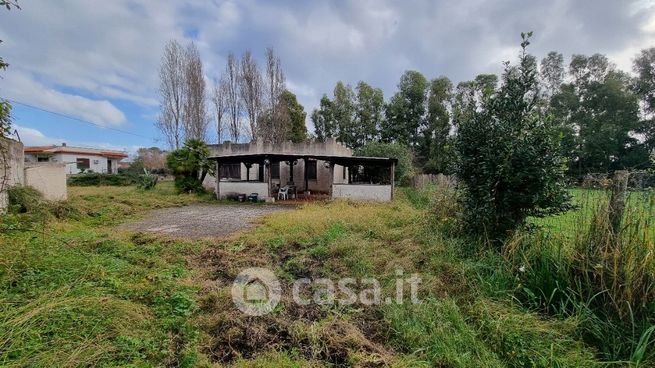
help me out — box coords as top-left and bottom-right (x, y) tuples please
(215, 161), (221, 199)
(266, 159), (272, 198)
(303, 157), (309, 194)
(390, 161), (395, 200)
(328, 162), (335, 198)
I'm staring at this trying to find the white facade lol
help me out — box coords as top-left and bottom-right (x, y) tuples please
(25, 153), (121, 175)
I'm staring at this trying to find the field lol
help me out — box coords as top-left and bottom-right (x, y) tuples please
(0, 183), (652, 367)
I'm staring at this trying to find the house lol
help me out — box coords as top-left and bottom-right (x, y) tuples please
(24, 143), (128, 175)
(207, 138), (397, 202)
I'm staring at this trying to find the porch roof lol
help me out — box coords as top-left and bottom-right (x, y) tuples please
(208, 153), (397, 166)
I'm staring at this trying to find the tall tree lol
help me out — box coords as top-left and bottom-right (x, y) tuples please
(354, 81), (384, 148)
(421, 76), (453, 173)
(211, 78), (227, 144)
(332, 82), (356, 148)
(259, 47), (286, 143)
(540, 51), (565, 97)
(633, 47), (655, 152)
(182, 42), (208, 142)
(280, 90), (307, 143)
(156, 40), (186, 149)
(311, 95), (335, 141)
(223, 52), (241, 142)
(381, 70), (428, 147)
(239, 50), (263, 141)
(452, 80), (477, 129)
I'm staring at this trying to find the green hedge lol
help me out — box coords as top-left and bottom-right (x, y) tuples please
(67, 173), (140, 187)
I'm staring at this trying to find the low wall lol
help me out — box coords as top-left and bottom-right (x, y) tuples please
(332, 184), (392, 202)
(218, 181), (269, 199)
(24, 163), (67, 201)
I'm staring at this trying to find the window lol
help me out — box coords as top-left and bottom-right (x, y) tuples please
(271, 162), (280, 179)
(76, 158), (90, 170)
(37, 156), (49, 162)
(307, 160), (317, 180)
(220, 163), (241, 179)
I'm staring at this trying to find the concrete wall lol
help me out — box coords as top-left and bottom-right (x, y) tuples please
(332, 184), (392, 202)
(24, 163), (67, 201)
(0, 137), (24, 211)
(218, 181), (269, 199)
(208, 138), (353, 157)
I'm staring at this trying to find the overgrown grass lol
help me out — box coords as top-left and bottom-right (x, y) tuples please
(2, 182), (644, 367)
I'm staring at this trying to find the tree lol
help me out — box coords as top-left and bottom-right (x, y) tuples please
(166, 139), (214, 194)
(421, 76), (453, 174)
(311, 95), (335, 141)
(280, 90), (307, 143)
(156, 40), (186, 149)
(633, 47), (655, 152)
(332, 82), (356, 147)
(381, 70), (428, 146)
(212, 78), (227, 144)
(183, 42), (208, 141)
(133, 147), (168, 173)
(223, 53), (241, 142)
(456, 32), (571, 243)
(240, 50), (263, 141)
(354, 81), (384, 148)
(540, 51), (564, 97)
(259, 47), (286, 143)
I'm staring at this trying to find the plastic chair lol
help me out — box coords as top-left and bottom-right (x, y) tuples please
(278, 186), (289, 200)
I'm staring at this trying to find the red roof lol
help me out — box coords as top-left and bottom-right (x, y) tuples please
(24, 145), (128, 159)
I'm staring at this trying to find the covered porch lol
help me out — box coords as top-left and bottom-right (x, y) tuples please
(209, 153), (397, 202)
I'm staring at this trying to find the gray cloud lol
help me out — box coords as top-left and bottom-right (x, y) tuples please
(1, 0), (653, 135)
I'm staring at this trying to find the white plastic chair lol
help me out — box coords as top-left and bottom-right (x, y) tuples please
(278, 186), (289, 200)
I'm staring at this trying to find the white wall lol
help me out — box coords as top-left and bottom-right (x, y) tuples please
(47, 153), (119, 174)
(332, 184), (392, 202)
(218, 181), (269, 199)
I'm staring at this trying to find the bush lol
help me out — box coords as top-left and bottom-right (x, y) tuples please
(354, 141), (416, 186)
(455, 33), (571, 243)
(136, 169), (158, 190)
(68, 173), (139, 186)
(6, 185), (79, 221)
(166, 139), (213, 194)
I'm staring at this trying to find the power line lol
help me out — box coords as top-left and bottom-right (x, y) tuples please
(6, 98), (157, 141)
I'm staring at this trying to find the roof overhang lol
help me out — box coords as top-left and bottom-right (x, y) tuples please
(208, 153), (397, 166)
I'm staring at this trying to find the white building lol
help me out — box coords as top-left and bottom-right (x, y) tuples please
(24, 143), (128, 175)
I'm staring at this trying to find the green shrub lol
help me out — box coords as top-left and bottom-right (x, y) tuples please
(137, 169), (158, 190)
(455, 33), (571, 243)
(5, 185), (80, 221)
(68, 173), (139, 186)
(166, 139), (213, 194)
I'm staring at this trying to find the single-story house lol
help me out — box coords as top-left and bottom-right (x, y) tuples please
(206, 138), (397, 202)
(24, 143), (128, 175)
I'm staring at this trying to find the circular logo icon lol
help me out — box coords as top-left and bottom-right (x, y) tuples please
(231, 267), (281, 316)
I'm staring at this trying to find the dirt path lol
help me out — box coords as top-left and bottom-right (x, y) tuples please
(120, 204), (290, 238)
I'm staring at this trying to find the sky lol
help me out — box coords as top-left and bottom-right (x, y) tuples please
(0, 0), (654, 155)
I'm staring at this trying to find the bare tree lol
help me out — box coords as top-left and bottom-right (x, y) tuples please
(223, 52), (241, 142)
(156, 40), (186, 149)
(212, 77), (227, 144)
(260, 47), (287, 143)
(239, 50), (263, 141)
(182, 42), (209, 141)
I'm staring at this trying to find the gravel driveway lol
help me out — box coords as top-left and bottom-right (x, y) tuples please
(120, 204), (290, 238)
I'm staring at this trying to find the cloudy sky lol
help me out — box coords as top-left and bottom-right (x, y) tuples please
(0, 0), (653, 153)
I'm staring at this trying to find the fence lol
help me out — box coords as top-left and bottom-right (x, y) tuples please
(411, 173), (456, 188)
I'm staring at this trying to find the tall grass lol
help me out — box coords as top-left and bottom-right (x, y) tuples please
(508, 189), (655, 362)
